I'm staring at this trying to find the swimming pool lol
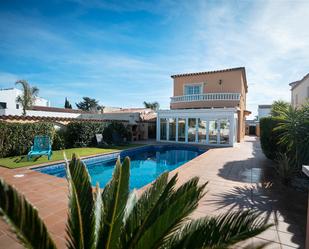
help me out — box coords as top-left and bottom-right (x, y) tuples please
(33, 145), (205, 189)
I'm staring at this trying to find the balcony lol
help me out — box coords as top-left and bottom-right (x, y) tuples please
(170, 93), (241, 103)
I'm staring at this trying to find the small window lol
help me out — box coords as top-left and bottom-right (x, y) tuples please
(16, 104), (19, 109)
(0, 102), (7, 109)
(184, 85), (202, 95)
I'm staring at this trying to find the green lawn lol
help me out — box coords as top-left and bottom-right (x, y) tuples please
(0, 144), (143, 169)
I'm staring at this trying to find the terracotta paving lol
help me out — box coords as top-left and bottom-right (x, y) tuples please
(0, 136), (307, 249)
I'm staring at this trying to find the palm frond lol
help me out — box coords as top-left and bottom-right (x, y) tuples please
(164, 210), (271, 249)
(96, 157), (130, 249)
(0, 178), (57, 249)
(65, 154), (96, 249)
(121, 174), (207, 249)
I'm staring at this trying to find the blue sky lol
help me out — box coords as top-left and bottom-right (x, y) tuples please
(0, 0), (308, 117)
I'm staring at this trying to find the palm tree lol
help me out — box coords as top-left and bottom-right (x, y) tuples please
(270, 100), (290, 117)
(0, 155), (271, 249)
(15, 80), (39, 115)
(274, 104), (309, 168)
(76, 97), (99, 111)
(143, 101), (160, 111)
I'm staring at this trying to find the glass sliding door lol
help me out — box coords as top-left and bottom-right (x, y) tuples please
(208, 120), (218, 144)
(160, 118), (167, 140)
(220, 119), (230, 144)
(168, 118), (176, 141)
(178, 118), (186, 142)
(198, 119), (207, 143)
(188, 118), (196, 142)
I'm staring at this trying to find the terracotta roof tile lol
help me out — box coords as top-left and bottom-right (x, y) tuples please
(0, 115), (129, 123)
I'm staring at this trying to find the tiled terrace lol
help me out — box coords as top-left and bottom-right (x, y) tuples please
(0, 136), (307, 249)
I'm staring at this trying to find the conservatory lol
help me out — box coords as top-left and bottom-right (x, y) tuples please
(156, 108), (238, 146)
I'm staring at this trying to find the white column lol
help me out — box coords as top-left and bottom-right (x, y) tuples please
(217, 120), (220, 144)
(229, 118), (234, 146)
(206, 120), (209, 144)
(185, 117), (188, 143)
(166, 118), (169, 141)
(176, 117), (179, 142)
(195, 118), (198, 143)
(156, 116), (160, 141)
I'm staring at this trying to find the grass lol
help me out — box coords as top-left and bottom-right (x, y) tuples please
(0, 144), (143, 169)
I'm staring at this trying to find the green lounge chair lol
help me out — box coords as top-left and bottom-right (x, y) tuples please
(27, 136), (52, 160)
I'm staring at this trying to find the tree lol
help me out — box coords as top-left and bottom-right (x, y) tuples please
(15, 80), (39, 115)
(143, 101), (160, 110)
(64, 97), (72, 109)
(76, 97), (99, 111)
(0, 154), (271, 249)
(274, 104), (309, 168)
(270, 100), (290, 117)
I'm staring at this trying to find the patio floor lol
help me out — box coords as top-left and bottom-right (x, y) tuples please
(0, 136), (307, 249)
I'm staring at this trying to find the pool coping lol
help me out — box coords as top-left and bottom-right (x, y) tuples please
(30, 143), (209, 186)
(26, 144), (154, 170)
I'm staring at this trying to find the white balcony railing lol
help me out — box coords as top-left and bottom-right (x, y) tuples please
(170, 93), (241, 103)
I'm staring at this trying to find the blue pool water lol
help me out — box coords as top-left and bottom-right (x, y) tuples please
(34, 145), (205, 189)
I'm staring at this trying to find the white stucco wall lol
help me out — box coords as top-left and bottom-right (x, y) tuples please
(0, 88), (50, 115)
(291, 77), (309, 108)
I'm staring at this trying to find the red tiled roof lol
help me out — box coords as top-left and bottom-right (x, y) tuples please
(30, 106), (87, 114)
(289, 73), (309, 90)
(170, 67), (248, 92)
(0, 115), (129, 123)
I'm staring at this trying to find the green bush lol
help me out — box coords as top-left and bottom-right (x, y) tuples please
(65, 121), (107, 148)
(0, 122), (55, 158)
(103, 122), (132, 144)
(259, 117), (284, 160)
(52, 129), (66, 150)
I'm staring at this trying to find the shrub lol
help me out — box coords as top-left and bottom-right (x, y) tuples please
(0, 122), (55, 158)
(65, 121), (107, 148)
(52, 129), (66, 150)
(259, 117), (284, 160)
(103, 122), (132, 144)
(275, 153), (296, 185)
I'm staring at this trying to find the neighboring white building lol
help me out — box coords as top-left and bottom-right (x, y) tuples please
(289, 73), (309, 108)
(0, 88), (50, 116)
(258, 105), (272, 120)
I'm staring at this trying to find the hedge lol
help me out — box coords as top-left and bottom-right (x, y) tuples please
(259, 117), (284, 160)
(103, 122), (132, 144)
(0, 122), (55, 158)
(65, 121), (108, 148)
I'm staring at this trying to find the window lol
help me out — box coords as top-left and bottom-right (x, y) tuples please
(178, 118), (186, 142)
(160, 118), (167, 140)
(188, 118), (197, 142)
(198, 119), (207, 143)
(16, 104), (19, 109)
(219, 120), (230, 144)
(184, 85), (202, 95)
(209, 120), (218, 144)
(0, 102), (7, 109)
(168, 118), (176, 141)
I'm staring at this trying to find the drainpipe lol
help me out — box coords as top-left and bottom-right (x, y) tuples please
(302, 165), (309, 249)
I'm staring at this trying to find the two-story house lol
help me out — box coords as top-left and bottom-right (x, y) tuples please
(289, 73), (309, 108)
(156, 67), (250, 146)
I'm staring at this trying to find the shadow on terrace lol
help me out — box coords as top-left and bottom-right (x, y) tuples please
(211, 138), (307, 248)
